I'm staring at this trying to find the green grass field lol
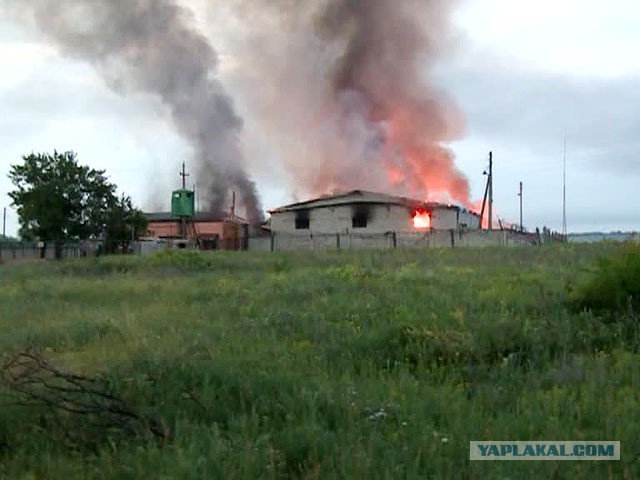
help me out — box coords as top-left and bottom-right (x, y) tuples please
(1, 244), (638, 479)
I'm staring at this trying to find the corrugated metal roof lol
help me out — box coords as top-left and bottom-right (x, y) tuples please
(269, 190), (414, 213)
(144, 212), (248, 224)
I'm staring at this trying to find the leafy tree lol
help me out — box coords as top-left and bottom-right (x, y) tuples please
(8, 151), (145, 258)
(104, 195), (148, 254)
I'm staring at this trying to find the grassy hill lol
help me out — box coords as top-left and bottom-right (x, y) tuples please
(1, 244), (638, 478)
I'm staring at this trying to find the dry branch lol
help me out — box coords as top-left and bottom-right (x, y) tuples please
(1, 350), (171, 450)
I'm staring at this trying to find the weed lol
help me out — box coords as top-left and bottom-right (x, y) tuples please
(0, 243), (638, 478)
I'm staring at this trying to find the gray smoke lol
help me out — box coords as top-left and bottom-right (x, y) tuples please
(217, 0), (470, 205)
(5, 0), (264, 223)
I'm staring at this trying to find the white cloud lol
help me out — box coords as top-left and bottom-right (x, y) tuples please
(0, 41), (55, 68)
(0, 41), (58, 93)
(455, 0), (640, 77)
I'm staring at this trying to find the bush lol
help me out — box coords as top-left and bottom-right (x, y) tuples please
(347, 324), (475, 371)
(570, 242), (640, 314)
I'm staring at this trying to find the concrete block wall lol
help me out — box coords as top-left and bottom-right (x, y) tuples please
(344, 233), (394, 250)
(247, 237), (272, 252)
(430, 209), (457, 230)
(458, 230), (506, 247)
(251, 229), (540, 252)
(0, 244), (88, 262)
(271, 204), (415, 235)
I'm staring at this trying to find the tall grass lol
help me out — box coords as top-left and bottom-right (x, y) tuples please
(0, 243), (638, 478)
(570, 241), (640, 314)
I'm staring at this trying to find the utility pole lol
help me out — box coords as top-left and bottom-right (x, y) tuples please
(518, 181), (523, 232)
(487, 152), (494, 230)
(180, 162), (189, 189)
(2, 207), (6, 239)
(179, 162), (190, 239)
(479, 151), (493, 230)
(230, 191), (236, 220)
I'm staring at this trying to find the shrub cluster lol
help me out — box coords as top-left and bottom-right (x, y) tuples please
(570, 242), (640, 314)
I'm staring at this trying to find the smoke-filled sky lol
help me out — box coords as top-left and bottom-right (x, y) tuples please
(1, 0), (639, 235)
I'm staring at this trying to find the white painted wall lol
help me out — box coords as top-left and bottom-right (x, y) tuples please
(270, 203), (481, 234)
(271, 204), (415, 234)
(458, 210), (482, 229)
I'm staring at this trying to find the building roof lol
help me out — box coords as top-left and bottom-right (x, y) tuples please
(269, 190), (479, 216)
(144, 212), (248, 224)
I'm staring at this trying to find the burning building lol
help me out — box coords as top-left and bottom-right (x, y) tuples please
(269, 190), (480, 235)
(10, 1), (474, 225)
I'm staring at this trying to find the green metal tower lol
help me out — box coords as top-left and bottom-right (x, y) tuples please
(171, 162), (195, 219)
(171, 189), (195, 218)
(171, 163), (199, 246)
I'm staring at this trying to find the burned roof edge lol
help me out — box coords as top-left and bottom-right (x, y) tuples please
(269, 190), (480, 217)
(144, 212), (249, 223)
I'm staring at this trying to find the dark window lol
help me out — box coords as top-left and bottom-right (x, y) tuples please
(295, 217), (310, 229)
(352, 212), (368, 229)
(295, 211), (310, 230)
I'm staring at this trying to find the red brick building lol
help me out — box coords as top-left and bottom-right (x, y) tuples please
(145, 212), (249, 250)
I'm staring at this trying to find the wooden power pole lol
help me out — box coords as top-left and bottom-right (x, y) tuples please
(479, 151), (494, 230)
(180, 162), (189, 189)
(179, 162), (190, 238)
(488, 152), (493, 231)
(518, 181), (523, 232)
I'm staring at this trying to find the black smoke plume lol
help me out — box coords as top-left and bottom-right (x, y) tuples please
(218, 0), (470, 205)
(5, 0), (264, 223)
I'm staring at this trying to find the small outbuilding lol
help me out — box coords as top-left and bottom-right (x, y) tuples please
(145, 212), (249, 250)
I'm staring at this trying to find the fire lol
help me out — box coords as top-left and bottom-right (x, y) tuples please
(381, 106), (472, 210)
(413, 209), (431, 229)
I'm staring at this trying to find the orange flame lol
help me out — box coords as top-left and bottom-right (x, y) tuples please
(413, 209), (431, 229)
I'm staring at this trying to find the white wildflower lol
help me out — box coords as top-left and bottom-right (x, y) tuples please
(368, 408), (387, 420)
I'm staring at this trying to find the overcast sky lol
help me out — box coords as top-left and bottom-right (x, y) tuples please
(1, 0), (639, 236)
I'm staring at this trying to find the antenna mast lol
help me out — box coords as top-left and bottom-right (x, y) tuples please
(180, 162), (190, 189)
(562, 137), (567, 239)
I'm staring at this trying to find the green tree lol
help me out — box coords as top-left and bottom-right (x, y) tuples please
(8, 151), (145, 259)
(104, 194), (148, 254)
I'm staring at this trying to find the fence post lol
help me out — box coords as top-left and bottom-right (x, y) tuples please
(336, 233), (341, 250)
